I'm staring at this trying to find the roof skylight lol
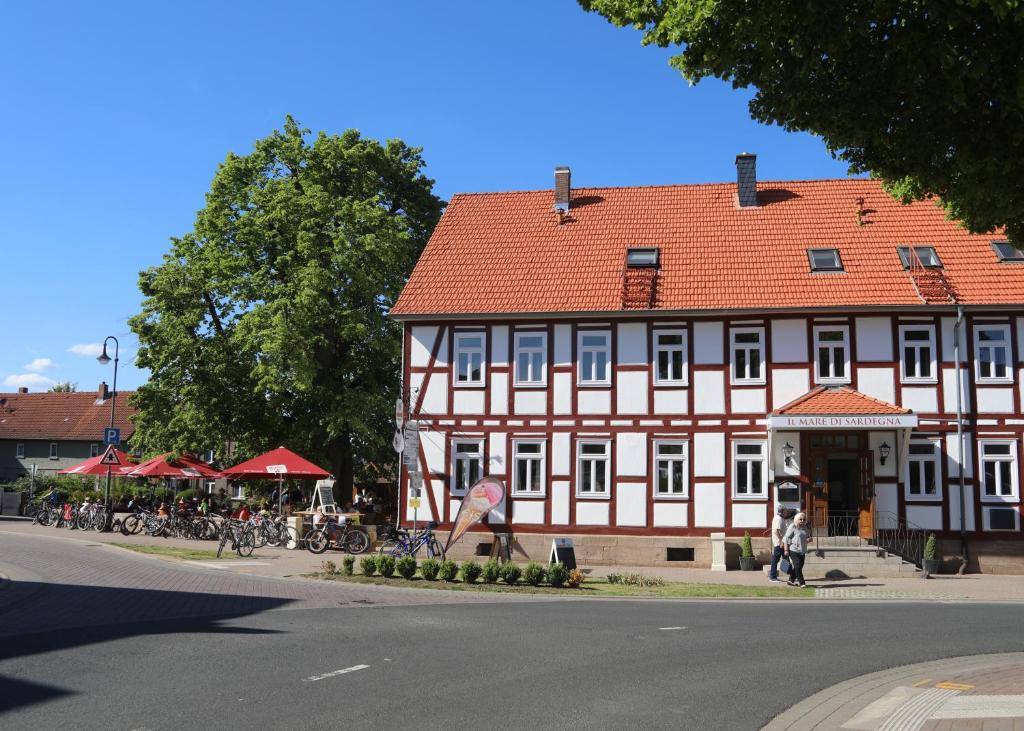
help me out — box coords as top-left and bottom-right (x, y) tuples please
(897, 246), (942, 268)
(992, 241), (1024, 262)
(626, 247), (659, 268)
(807, 248), (843, 272)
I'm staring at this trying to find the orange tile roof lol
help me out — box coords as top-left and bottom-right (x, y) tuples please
(392, 178), (1023, 317)
(0, 391), (137, 441)
(774, 386), (910, 415)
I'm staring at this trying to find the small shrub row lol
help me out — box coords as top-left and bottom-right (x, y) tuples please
(607, 572), (664, 587)
(348, 555), (583, 588)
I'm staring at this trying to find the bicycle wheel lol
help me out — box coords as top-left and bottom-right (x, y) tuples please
(121, 514), (138, 535)
(236, 530), (255, 557)
(277, 524), (297, 549)
(252, 525), (268, 549)
(217, 528), (230, 558)
(377, 539), (406, 557)
(345, 530), (369, 555)
(428, 537), (446, 561)
(306, 528), (329, 554)
(264, 525), (283, 547)
(76, 512), (90, 531)
(93, 513), (107, 532)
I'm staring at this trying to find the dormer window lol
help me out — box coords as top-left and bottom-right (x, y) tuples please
(992, 241), (1024, 262)
(807, 248), (843, 272)
(626, 247), (659, 268)
(897, 246), (942, 268)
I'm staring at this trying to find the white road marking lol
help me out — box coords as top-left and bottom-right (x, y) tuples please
(303, 664), (370, 682)
(659, 626), (687, 631)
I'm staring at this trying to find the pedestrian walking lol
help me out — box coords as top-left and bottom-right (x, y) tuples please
(768, 506), (794, 582)
(782, 512), (810, 587)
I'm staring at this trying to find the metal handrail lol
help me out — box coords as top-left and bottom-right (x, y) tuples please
(873, 511), (927, 568)
(809, 511), (864, 545)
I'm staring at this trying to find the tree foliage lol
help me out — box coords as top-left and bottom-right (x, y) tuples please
(49, 382), (77, 392)
(129, 117), (444, 490)
(580, 0), (1024, 244)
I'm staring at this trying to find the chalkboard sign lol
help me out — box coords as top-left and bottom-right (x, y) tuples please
(549, 538), (576, 570)
(311, 480), (337, 514)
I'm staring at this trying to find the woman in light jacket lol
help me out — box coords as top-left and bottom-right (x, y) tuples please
(782, 512), (810, 587)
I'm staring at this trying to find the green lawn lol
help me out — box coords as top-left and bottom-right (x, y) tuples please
(111, 543), (238, 561)
(313, 573), (815, 599)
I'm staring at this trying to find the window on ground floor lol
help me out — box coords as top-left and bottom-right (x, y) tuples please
(905, 440), (941, 500)
(15, 443), (24, 459)
(513, 440), (546, 496)
(451, 439), (484, 496)
(577, 440), (610, 497)
(654, 441), (689, 498)
(49, 442), (58, 460)
(980, 440), (1019, 501)
(732, 440), (767, 499)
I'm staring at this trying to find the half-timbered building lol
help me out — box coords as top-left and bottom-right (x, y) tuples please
(391, 157), (1024, 571)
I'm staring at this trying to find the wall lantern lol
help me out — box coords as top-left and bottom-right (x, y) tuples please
(879, 441), (891, 465)
(783, 442), (795, 467)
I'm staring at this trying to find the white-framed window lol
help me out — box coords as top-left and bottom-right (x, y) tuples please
(578, 331), (611, 386)
(905, 440), (941, 500)
(979, 440), (1019, 502)
(576, 440), (610, 498)
(730, 327), (766, 384)
(514, 331), (547, 387)
(814, 326), (850, 383)
(90, 443), (99, 458)
(899, 325), (937, 382)
(231, 483), (245, 500)
(807, 248), (844, 272)
(653, 329), (687, 385)
(451, 439), (484, 495)
(897, 246), (943, 269)
(654, 441), (689, 498)
(49, 442), (58, 460)
(15, 443), (25, 459)
(204, 449), (215, 463)
(732, 440), (767, 499)
(974, 325), (1011, 383)
(204, 480), (217, 495)
(512, 440), (546, 496)
(453, 331), (486, 386)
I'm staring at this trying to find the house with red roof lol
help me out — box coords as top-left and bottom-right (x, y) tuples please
(0, 382), (137, 482)
(391, 157), (1024, 572)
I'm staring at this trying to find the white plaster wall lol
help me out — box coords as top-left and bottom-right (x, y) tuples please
(875, 484), (899, 529)
(512, 500), (545, 524)
(410, 326), (438, 368)
(855, 317), (893, 361)
(654, 389), (688, 414)
(942, 368), (971, 413)
(490, 373), (508, 415)
(940, 317), (968, 363)
(552, 433), (571, 476)
(945, 432), (973, 478)
(617, 323), (647, 365)
(577, 389), (611, 414)
(616, 483), (647, 526)
(772, 432), (801, 479)
(1018, 318), (1024, 361)
(553, 372), (572, 414)
(949, 483), (976, 532)
(857, 367), (896, 405)
(869, 431), (897, 477)
(576, 501), (610, 526)
(772, 369), (809, 409)
(976, 387), (1014, 414)
(731, 503), (766, 529)
(731, 388), (766, 414)
(406, 484), (436, 521)
(771, 319), (807, 363)
(491, 325), (509, 366)
(421, 428), (446, 475)
(693, 370), (725, 414)
(453, 389), (485, 414)
(694, 433), (725, 476)
(430, 479), (444, 522)
(901, 386), (938, 413)
(616, 433), (647, 476)
(694, 482), (725, 527)
(489, 432), (507, 475)
(514, 390), (546, 415)
(551, 480), (570, 524)
(553, 325), (572, 367)
(693, 321), (724, 364)
(617, 371), (649, 414)
(422, 375), (447, 415)
(906, 505), (943, 531)
(653, 502), (688, 527)
(448, 499), (459, 521)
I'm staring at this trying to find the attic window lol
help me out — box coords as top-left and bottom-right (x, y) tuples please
(897, 246), (942, 268)
(807, 248), (843, 272)
(992, 241), (1024, 262)
(627, 247), (659, 268)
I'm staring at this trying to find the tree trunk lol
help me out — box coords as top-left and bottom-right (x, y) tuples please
(328, 431), (354, 505)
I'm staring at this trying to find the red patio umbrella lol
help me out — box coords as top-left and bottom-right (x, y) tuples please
(126, 453), (222, 479)
(221, 447), (330, 514)
(57, 449), (138, 476)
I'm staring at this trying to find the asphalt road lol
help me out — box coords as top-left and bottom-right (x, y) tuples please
(1, 532), (1021, 730)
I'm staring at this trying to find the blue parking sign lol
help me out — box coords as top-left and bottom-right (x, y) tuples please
(103, 427), (121, 446)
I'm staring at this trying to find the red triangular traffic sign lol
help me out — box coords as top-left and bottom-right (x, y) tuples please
(99, 445), (122, 466)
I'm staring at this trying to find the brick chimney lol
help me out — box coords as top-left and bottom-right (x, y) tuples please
(17, 387), (28, 394)
(98, 382), (109, 401)
(554, 166), (571, 212)
(736, 153), (758, 207)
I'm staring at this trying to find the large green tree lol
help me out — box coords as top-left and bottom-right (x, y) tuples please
(580, 1), (1024, 244)
(130, 118), (444, 490)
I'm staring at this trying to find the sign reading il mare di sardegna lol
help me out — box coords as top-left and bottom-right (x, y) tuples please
(767, 414), (919, 429)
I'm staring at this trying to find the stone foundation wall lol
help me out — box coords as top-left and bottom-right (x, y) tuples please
(937, 538), (1024, 575)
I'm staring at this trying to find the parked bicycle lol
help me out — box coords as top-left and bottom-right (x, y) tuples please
(305, 518), (369, 555)
(377, 522), (445, 561)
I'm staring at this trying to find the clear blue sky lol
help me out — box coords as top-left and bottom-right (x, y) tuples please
(0, 1), (850, 394)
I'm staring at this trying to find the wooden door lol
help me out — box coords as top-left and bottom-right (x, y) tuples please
(858, 451), (875, 540)
(808, 449), (829, 538)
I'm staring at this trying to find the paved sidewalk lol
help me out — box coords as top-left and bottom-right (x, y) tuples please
(4, 521), (1024, 601)
(765, 653), (1024, 730)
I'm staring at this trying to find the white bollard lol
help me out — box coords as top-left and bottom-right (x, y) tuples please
(287, 516), (303, 549)
(710, 532), (727, 572)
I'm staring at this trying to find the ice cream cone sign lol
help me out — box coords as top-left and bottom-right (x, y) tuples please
(445, 476), (505, 551)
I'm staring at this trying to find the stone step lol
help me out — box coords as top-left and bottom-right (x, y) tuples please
(762, 544), (922, 578)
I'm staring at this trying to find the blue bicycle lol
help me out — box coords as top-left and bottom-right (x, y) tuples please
(377, 522), (445, 561)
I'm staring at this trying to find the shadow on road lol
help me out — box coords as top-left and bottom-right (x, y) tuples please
(0, 675), (76, 714)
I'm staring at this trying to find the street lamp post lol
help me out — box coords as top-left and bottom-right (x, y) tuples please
(97, 336), (119, 508)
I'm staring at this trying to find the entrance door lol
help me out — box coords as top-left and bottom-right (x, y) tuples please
(807, 449), (829, 538)
(858, 451), (875, 540)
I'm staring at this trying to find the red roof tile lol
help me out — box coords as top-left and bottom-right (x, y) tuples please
(392, 179), (1023, 317)
(0, 391), (137, 441)
(774, 386), (910, 415)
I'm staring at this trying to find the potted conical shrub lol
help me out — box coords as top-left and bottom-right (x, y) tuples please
(923, 534), (942, 575)
(739, 531), (759, 571)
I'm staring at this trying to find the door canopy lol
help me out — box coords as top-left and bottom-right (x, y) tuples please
(768, 386), (917, 429)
